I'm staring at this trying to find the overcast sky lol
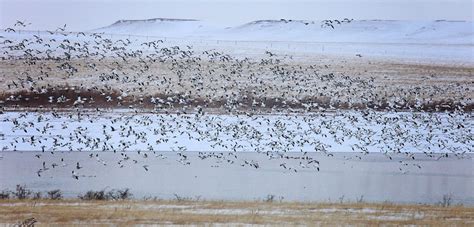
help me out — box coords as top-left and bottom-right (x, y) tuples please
(1, 0), (472, 31)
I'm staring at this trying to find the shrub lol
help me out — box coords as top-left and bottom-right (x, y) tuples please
(14, 185), (32, 200)
(78, 190), (107, 200)
(264, 194), (276, 203)
(0, 190), (11, 199)
(47, 189), (63, 200)
(356, 195), (365, 203)
(107, 188), (132, 200)
(173, 193), (198, 202)
(32, 192), (42, 200)
(438, 194), (453, 207)
(78, 189), (132, 200)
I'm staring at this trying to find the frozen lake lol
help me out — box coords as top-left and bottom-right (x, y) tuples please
(0, 151), (473, 205)
(0, 110), (473, 204)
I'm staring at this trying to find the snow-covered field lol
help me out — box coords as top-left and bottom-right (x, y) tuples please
(2, 19), (473, 63)
(0, 111), (474, 154)
(93, 19), (474, 63)
(0, 111), (472, 154)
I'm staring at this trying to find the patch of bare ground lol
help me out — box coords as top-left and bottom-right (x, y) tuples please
(1, 86), (472, 112)
(0, 200), (473, 225)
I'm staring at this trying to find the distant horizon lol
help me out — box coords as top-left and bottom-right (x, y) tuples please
(2, 18), (473, 32)
(1, 0), (472, 32)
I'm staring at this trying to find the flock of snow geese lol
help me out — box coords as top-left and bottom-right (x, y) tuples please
(0, 21), (472, 180)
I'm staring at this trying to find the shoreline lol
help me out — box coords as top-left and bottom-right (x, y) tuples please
(1, 199), (473, 225)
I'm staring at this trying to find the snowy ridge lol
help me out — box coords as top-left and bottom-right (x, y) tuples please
(93, 19), (474, 44)
(93, 18), (217, 39)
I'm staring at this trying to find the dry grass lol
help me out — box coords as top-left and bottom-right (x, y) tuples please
(0, 199), (473, 226)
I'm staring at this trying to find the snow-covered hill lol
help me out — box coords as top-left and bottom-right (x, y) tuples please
(93, 18), (220, 39)
(1, 18), (472, 63)
(93, 18), (474, 44)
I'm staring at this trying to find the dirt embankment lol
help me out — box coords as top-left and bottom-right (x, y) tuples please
(1, 86), (472, 112)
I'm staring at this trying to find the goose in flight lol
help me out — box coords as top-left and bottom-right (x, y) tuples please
(56, 24), (67, 32)
(14, 20), (31, 27)
(72, 170), (79, 180)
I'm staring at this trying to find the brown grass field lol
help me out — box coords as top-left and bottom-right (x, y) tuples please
(1, 57), (473, 113)
(1, 199), (473, 226)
